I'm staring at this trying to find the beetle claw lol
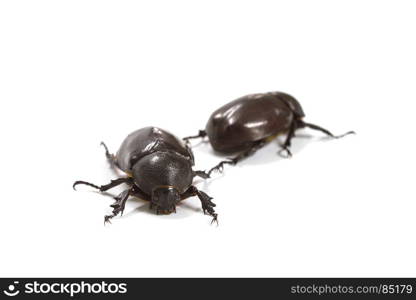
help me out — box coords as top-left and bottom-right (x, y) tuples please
(278, 148), (292, 158)
(210, 214), (219, 226)
(104, 215), (112, 225)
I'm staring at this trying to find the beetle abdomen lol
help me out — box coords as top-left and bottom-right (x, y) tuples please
(269, 91), (305, 118)
(205, 93), (294, 153)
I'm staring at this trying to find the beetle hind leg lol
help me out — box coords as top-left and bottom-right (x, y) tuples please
(298, 121), (355, 139)
(278, 120), (355, 158)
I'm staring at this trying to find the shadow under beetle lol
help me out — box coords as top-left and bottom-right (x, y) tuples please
(73, 127), (217, 224)
(184, 91), (355, 175)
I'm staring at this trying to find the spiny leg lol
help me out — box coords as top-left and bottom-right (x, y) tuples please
(207, 160), (235, 177)
(184, 131), (210, 179)
(73, 177), (132, 192)
(185, 186), (218, 224)
(278, 121), (297, 158)
(193, 170), (210, 179)
(105, 188), (131, 224)
(207, 139), (267, 176)
(298, 120), (355, 138)
(183, 130), (207, 142)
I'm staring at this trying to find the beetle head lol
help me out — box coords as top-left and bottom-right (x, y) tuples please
(150, 186), (181, 214)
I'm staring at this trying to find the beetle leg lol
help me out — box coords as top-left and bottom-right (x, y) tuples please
(182, 186), (218, 224)
(73, 177), (133, 192)
(104, 189), (131, 224)
(192, 187), (218, 225)
(278, 121), (296, 158)
(183, 130), (207, 142)
(207, 160), (235, 176)
(207, 140), (267, 176)
(193, 170), (210, 179)
(298, 121), (355, 139)
(100, 141), (119, 170)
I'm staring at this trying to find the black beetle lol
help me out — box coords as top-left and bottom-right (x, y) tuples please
(184, 91), (354, 175)
(73, 126), (217, 224)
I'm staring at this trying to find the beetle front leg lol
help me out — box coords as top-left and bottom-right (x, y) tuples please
(104, 189), (131, 224)
(183, 130), (207, 142)
(198, 189), (218, 225)
(185, 186), (218, 224)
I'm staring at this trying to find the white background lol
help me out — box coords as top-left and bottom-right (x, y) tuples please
(1, 0), (415, 277)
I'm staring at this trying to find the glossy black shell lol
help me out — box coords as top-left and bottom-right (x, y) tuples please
(116, 126), (194, 172)
(132, 151), (193, 194)
(205, 92), (304, 153)
(115, 127), (194, 195)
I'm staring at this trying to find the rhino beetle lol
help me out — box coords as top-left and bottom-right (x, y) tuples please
(184, 91), (354, 175)
(73, 127), (217, 224)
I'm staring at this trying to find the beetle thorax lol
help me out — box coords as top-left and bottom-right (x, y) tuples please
(131, 151), (193, 195)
